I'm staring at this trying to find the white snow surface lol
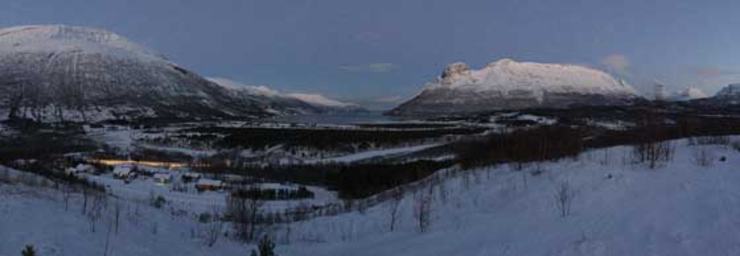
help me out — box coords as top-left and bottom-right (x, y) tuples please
(0, 167), (247, 256)
(426, 59), (638, 101)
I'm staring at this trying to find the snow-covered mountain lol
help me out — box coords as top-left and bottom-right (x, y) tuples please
(208, 78), (365, 114)
(0, 25), (270, 122)
(714, 83), (740, 99)
(697, 83), (740, 106)
(284, 93), (351, 108)
(668, 87), (708, 101)
(389, 59), (640, 116)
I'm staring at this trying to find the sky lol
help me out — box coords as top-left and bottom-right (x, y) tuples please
(3, 0), (740, 109)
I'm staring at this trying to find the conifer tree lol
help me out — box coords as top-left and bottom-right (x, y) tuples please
(21, 245), (36, 256)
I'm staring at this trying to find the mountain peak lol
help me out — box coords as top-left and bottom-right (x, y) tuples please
(441, 62), (471, 79)
(0, 24), (160, 60)
(485, 58), (516, 67)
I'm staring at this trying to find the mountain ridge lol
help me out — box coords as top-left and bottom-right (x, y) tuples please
(208, 77), (365, 114)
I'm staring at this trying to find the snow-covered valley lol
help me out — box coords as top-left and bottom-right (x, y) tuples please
(6, 2), (740, 255)
(5, 135), (740, 255)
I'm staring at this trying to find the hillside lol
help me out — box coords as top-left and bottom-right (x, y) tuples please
(0, 25), (269, 122)
(279, 137), (740, 255)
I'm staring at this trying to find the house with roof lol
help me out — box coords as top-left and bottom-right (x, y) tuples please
(153, 173), (173, 184)
(113, 165), (136, 179)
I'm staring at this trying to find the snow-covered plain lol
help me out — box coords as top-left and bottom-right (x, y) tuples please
(5, 137), (740, 255)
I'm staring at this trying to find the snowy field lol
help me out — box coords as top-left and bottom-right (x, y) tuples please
(5, 137), (740, 255)
(279, 137), (740, 256)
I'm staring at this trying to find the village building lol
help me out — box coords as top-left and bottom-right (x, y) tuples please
(65, 163), (96, 176)
(113, 165), (136, 179)
(153, 173), (173, 184)
(182, 172), (202, 183)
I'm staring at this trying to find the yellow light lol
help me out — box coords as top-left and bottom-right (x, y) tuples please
(92, 159), (186, 169)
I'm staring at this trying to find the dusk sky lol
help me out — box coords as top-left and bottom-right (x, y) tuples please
(3, 0), (740, 108)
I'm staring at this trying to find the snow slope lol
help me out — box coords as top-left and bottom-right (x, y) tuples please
(208, 77), (364, 114)
(207, 78), (281, 98)
(280, 137), (740, 255)
(390, 59), (640, 116)
(0, 167), (248, 256)
(286, 93), (358, 108)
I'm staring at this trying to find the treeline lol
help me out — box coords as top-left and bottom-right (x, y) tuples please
(455, 125), (585, 169)
(231, 186), (314, 201)
(456, 111), (740, 169)
(3, 158), (105, 192)
(0, 130), (96, 162)
(195, 160), (454, 199)
(329, 160), (453, 199)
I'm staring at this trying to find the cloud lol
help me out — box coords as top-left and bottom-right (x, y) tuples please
(601, 54), (630, 74)
(339, 63), (397, 73)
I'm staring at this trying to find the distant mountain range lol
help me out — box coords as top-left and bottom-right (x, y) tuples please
(207, 78), (365, 115)
(667, 87), (708, 102)
(4, 25), (740, 123)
